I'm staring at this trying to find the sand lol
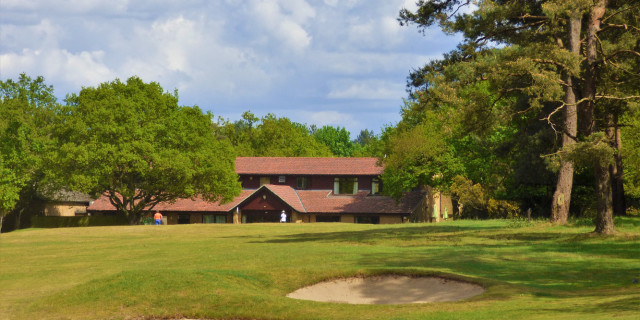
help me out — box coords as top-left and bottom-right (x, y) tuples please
(286, 275), (485, 305)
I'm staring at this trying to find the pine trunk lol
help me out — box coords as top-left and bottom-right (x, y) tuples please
(14, 209), (22, 231)
(594, 161), (615, 234)
(550, 15), (581, 224)
(609, 116), (626, 216)
(583, 0), (614, 234)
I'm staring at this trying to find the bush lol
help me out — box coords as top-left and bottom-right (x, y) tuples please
(451, 175), (521, 219)
(31, 216), (128, 228)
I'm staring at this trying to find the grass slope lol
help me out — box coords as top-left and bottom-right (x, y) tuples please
(1, 218), (639, 320)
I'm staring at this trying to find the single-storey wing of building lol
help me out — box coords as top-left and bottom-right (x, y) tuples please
(87, 157), (431, 224)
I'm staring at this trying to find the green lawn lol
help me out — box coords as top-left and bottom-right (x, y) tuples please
(1, 218), (639, 320)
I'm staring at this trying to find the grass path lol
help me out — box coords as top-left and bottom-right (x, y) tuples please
(1, 218), (639, 319)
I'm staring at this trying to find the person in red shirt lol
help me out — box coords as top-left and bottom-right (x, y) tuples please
(154, 211), (163, 225)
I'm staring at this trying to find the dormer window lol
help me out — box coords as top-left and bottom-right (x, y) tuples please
(334, 177), (358, 195)
(372, 178), (381, 195)
(297, 176), (309, 189)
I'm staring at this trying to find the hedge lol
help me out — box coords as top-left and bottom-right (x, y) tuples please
(31, 215), (129, 228)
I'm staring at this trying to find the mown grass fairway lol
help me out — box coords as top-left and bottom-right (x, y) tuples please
(1, 218), (639, 319)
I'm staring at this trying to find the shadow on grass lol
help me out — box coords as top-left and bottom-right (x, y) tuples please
(589, 294), (640, 312)
(357, 249), (640, 292)
(520, 290), (640, 316)
(253, 223), (640, 293)
(252, 225), (503, 244)
(482, 232), (640, 260)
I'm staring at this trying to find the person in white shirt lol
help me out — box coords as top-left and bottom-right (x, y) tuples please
(280, 210), (287, 223)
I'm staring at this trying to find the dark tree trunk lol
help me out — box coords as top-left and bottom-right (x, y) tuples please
(127, 213), (140, 225)
(583, 0), (614, 234)
(594, 161), (615, 234)
(14, 209), (22, 231)
(550, 15), (581, 224)
(580, 1), (605, 135)
(0, 211), (5, 234)
(609, 114), (626, 216)
(551, 153), (574, 224)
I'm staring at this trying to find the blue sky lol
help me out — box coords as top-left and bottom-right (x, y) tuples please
(1, 0), (461, 136)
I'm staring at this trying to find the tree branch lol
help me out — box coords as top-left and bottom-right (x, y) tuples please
(596, 95), (640, 101)
(476, 20), (547, 43)
(602, 4), (640, 24)
(607, 49), (640, 59)
(601, 23), (640, 33)
(447, 1), (471, 19)
(107, 190), (125, 213)
(532, 59), (572, 73)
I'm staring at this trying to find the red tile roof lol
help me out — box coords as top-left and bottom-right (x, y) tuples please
(236, 157), (383, 175)
(260, 184), (306, 212)
(88, 187), (425, 215)
(88, 189), (256, 213)
(297, 190), (425, 214)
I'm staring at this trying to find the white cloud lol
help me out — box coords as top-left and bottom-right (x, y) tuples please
(400, 0), (419, 12)
(0, 0), (129, 14)
(327, 80), (404, 100)
(0, 0), (459, 134)
(344, 15), (404, 49)
(0, 48), (113, 88)
(323, 0), (338, 7)
(297, 110), (357, 128)
(1, 19), (60, 52)
(115, 14), (274, 99)
(312, 51), (438, 76)
(249, 0), (314, 52)
(280, 0), (316, 24)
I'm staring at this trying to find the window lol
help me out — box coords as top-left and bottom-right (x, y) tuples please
(260, 176), (270, 186)
(278, 175), (286, 183)
(204, 214), (227, 224)
(297, 176), (309, 189)
(334, 177), (358, 194)
(316, 215), (340, 222)
(178, 214), (191, 224)
(371, 178), (381, 195)
(355, 216), (380, 224)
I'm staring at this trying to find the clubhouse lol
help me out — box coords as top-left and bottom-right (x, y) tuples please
(88, 157), (445, 224)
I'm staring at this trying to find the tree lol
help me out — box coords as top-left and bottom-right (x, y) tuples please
(355, 129), (376, 146)
(353, 129), (384, 157)
(381, 74), (548, 217)
(215, 112), (333, 157)
(51, 76), (241, 224)
(313, 125), (354, 157)
(399, 0), (640, 233)
(252, 115), (333, 157)
(621, 102), (640, 201)
(0, 74), (56, 232)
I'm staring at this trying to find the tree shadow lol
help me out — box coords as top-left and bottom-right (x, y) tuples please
(255, 225), (502, 244)
(351, 244), (640, 292)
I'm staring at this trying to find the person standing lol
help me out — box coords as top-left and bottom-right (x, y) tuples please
(154, 211), (163, 225)
(280, 210), (287, 223)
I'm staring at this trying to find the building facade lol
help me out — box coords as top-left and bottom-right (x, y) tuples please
(88, 157), (432, 224)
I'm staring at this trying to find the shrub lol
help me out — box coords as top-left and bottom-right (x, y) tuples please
(451, 175), (522, 218)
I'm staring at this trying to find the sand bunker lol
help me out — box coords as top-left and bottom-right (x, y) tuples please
(286, 275), (485, 305)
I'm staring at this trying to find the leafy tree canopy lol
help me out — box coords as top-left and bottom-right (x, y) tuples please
(214, 111), (334, 157)
(393, 0), (640, 230)
(50, 76), (241, 224)
(313, 125), (355, 157)
(0, 74), (57, 231)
